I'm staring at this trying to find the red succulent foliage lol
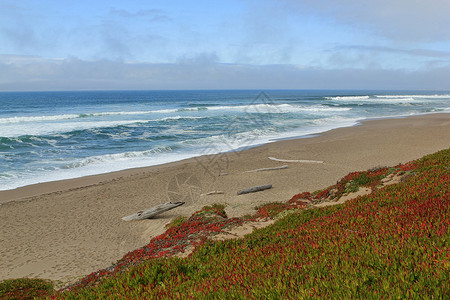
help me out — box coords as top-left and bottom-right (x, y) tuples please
(61, 204), (242, 292)
(288, 192), (312, 203)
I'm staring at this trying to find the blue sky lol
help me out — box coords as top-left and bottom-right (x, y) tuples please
(1, 0), (450, 91)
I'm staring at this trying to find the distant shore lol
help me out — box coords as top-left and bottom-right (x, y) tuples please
(0, 113), (449, 284)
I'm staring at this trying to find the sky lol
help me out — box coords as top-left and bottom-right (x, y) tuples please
(1, 0), (450, 91)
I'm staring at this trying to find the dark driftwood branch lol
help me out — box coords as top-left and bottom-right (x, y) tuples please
(122, 202), (185, 221)
(237, 184), (272, 195)
(246, 165), (288, 173)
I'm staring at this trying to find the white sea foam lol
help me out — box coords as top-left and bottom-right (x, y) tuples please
(163, 104), (351, 114)
(0, 116), (210, 137)
(370, 97), (416, 103)
(208, 103), (351, 113)
(0, 104), (351, 138)
(0, 120), (150, 137)
(180, 115), (359, 154)
(0, 149), (196, 191)
(376, 94), (450, 99)
(0, 110), (206, 124)
(327, 95), (421, 104)
(0, 103), (352, 127)
(325, 96), (370, 101)
(0, 114), (82, 124)
(158, 116), (204, 121)
(64, 146), (174, 169)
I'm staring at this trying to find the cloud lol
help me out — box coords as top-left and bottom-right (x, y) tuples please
(176, 53), (219, 65)
(109, 8), (172, 23)
(276, 0), (450, 42)
(1, 26), (39, 49)
(0, 3), (172, 61)
(335, 45), (450, 59)
(1, 55), (449, 91)
(322, 45), (450, 70)
(85, 7), (174, 61)
(0, 3), (44, 51)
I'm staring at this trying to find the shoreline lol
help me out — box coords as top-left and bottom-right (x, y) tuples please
(2, 112), (446, 204)
(0, 113), (449, 284)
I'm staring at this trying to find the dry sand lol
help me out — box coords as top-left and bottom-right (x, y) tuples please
(0, 113), (449, 285)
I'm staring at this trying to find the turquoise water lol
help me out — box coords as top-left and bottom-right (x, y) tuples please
(0, 90), (449, 191)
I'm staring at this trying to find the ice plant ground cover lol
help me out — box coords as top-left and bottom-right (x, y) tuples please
(1, 149), (449, 299)
(0, 278), (54, 300)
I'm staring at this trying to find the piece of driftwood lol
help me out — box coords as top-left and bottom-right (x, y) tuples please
(122, 202), (184, 221)
(268, 157), (323, 164)
(237, 184), (272, 195)
(246, 165), (288, 173)
(201, 191), (225, 196)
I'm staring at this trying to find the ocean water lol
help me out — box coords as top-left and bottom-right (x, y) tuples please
(0, 90), (449, 191)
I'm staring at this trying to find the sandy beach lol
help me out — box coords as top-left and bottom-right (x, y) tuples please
(0, 113), (449, 285)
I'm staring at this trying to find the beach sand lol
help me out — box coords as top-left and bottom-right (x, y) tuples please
(0, 113), (449, 285)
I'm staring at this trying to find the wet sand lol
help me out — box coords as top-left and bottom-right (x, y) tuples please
(0, 113), (449, 285)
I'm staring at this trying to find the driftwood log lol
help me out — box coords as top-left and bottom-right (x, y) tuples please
(237, 184), (272, 195)
(122, 201), (185, 221)
(246, 165), (288, 173)
(268, 157), (323, 164)
(201, 191), (225, 196)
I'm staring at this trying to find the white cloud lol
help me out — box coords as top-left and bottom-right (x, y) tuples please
(109, 8), (172, 23)
(277, 0), (450, 42)
(334, 45), (450, 58)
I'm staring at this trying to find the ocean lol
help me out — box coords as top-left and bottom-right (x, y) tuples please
(0, 90), (449, 191)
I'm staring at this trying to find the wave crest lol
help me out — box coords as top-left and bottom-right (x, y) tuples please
(63, 146), (174, 169)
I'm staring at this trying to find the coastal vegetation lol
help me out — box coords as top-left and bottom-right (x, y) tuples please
(1, 149), (448, 299)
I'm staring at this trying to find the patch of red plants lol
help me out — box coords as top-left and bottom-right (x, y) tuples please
(63, 205), (242, 291)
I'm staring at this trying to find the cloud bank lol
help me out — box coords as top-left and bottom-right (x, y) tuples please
(1, 55), (449, 91)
